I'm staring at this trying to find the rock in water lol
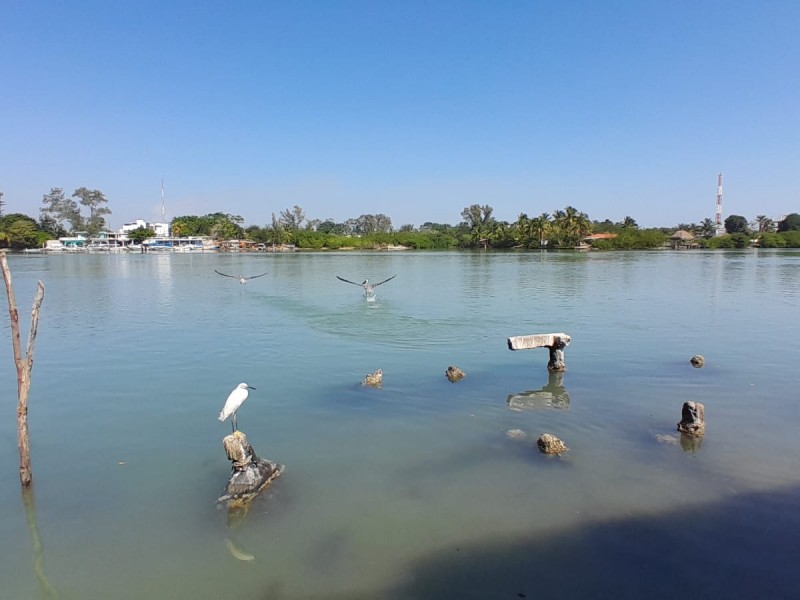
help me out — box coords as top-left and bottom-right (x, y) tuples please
(362, 369), (383, 387)
(445, 365), (465, 382)
(537, 433), (568, 454)
(677, 401), (705, 436)
(690, 354), (705, 368)
(218, 430), (283, 507)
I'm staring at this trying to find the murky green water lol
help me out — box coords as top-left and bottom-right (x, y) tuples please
(1, 250), (798, 599)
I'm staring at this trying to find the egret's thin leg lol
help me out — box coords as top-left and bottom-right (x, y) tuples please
(231, 413), (236, 432)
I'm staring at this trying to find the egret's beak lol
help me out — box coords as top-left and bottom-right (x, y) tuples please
(248, 386), (256, 390)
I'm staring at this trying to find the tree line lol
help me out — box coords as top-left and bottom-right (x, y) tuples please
(1, 187), (799, 250)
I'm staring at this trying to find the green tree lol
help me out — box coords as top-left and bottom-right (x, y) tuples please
(755, 215), (775, 233)
(38, 214), (65, 238)
(757, 232), (786, 248)
(41, 187), (82, 232)
(724, 215), (748, 234)
(460, 204), (494, 247)
(72, 187), (111, 235)
(531, 213), (551, 247)
(209, 214), (244, 240)
(269, 212), (291, 244)
(127, 227), (155, 244)
(777, 213), (800, 232)
(279, 205), (305, 230)
(513, 213), (530, 246)
(4, 218), (40, 249)
(699, 218), (717, 238)
(621, 215), (638, 229)
(354, 213), (393, 235)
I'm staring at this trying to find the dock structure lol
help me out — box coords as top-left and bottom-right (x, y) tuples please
(507, 332), (571, 372)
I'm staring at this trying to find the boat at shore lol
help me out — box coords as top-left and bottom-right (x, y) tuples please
(38, 234), (219, 253)
(142, 236), (218, 252)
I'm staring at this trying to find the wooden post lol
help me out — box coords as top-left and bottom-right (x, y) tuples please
(1, 252), (45, 487)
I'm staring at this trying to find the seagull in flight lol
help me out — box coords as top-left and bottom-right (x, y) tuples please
(336, 275), (397, 297)
(215, 270), (268, 285)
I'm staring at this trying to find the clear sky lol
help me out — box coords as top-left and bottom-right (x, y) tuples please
(2, 0), (798, 230)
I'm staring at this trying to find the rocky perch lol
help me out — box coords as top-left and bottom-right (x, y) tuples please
(218, 431), (284, 508)
(537, 433), (569, 455)
(677, 401), (705, 437)
(362, 369), (383, 387)
(445, 365), (466, 382)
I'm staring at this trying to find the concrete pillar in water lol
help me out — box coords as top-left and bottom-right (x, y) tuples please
(507, 333), (571, 372)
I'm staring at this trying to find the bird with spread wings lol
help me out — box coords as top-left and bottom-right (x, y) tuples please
(336, 274), (396, 296)
(214, 270), (268, 284)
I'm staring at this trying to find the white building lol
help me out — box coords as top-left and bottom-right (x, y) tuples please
(119, 219), (170, 237)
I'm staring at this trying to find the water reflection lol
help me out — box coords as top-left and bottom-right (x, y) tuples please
(507, 371), (570, 411)
(680, 432), (703, 453)
(22, 487), (59, 599)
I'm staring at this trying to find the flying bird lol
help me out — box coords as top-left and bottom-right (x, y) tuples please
(214, 270), (268, 285)
(336, 275), (397, 297)
(218, 382), (255, 432)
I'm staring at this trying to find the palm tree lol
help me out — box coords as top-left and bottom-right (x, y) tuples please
(755, 215), (775, 233)
(461, 204), (495, 247)
(561, 206), (583, 246)
(548, 209), (564, 246)
(575, 211), (592, 241)
(514, 213), (530, 247)
(531, 213), (551, 247)
(700, 218), (716, 238)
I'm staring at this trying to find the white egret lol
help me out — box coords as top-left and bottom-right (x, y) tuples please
(214, 270), (268, 285)
(218, 383), (255, 432)
(336, 275), (396, 298)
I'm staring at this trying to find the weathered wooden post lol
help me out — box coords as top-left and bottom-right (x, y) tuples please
(1, 252), (45, 487)
(507, 332), (571, 372)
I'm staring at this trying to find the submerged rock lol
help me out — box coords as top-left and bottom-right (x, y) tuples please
(690, 354), (705, 368)
(537, 433), (569, 455)
(655, 433), (680, 445)
(506, 428), (528, 441)
(362, 369), (383, 387)
(445, 365), (466, 382)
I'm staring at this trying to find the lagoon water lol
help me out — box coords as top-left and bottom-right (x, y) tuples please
(1, 250), (799, 599)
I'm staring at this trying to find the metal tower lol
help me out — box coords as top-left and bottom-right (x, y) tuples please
(715, 173), (724, 235)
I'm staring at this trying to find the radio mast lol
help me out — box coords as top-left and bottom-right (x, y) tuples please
(715, 173), (724, 236)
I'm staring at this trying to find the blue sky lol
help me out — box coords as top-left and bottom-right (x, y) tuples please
(2, 0), (798, 229)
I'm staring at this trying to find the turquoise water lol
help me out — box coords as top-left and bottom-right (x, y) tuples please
(1, 250), (799, 599)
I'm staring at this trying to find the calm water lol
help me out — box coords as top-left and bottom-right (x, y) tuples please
(1, 250), (799, 599)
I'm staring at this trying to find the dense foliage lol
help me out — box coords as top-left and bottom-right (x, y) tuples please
(0, 188), (798, 250)
(777, 213), (800, 232)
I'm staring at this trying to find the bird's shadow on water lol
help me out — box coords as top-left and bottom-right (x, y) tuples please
(281, 485), (800, 600)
